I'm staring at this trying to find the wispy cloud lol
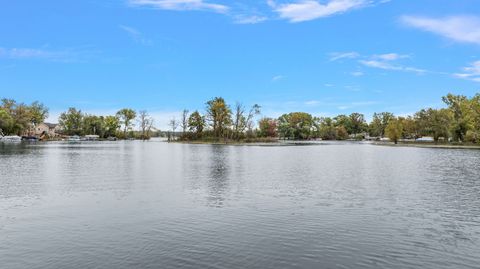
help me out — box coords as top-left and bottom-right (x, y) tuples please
(128, 0), (229, 13)
(329, 51), (426, 74)
(359, 59), (426, 74)
(454, 61), (480, 82)
(401, 15), (480, 45)
(272, 75), (285, 82)
(233, 15), (268, 24)
(329, 51), (360, 61)
(350, 71), (364, 77)
(0, 46), (96, 62)
(269, 0), (388, 23)
(119, 25), (153, 45)
(373, 53), (409, 61)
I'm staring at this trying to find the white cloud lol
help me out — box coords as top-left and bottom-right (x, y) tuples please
(373, 53), (409, 61)
(271, 0), (370, 23)
(119, 25), (153, 45)
(0, 47), (95, 62)
(351, 71), (364, 76)
(329, 51), (360, 61)
(359, 59), (426, 74)
(454, 61), (480, 82)
(128, 0), (229, 13)
(234, 15), (268, 24)
(401, 15), (480, 45)
(272, 75), (285, 81)
(329, 51), (427, 74)
(0, 48), (65, 60)
(360, 60), (396, 70)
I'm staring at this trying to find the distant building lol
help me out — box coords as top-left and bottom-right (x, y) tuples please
(34, 123), (61, 137)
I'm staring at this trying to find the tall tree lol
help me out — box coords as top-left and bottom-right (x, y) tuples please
(116, 108), (136, 138)
(369, 112), (395, 137)
(385, 118), (403, 144)
(258, 117), (277, 138)
(169, 118), (179, 140)
(28, 101), (49, 131)
(59, 108), (84, 135)
(0, 108), (14, 135)
(232, 103), (261, 140)
(349, 112), (366, 137)
(277, 112), (314, 140)
(104, 115), (120, 138)
(317, 117), (337, 140)
(188, 111), (205, 135)
(334, 114), (353, 134)
(82, 115), (104, 136)
(138, 110), (154, 140)
(442, 94), (473, 142)
(180, 109), (189, 135)
(205, 97), (232, 138)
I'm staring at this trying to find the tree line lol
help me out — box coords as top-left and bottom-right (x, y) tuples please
(57, 108), (154, 139)
(2, 93), (480, 144)
(0, 99), (155, 139)
(173, 94), (480, 144)
(0, 98), (49, 136)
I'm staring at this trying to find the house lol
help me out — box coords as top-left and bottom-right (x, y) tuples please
(34, 123), (61, 137)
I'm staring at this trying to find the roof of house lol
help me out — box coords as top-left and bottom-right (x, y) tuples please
(44, 123), (58, 128)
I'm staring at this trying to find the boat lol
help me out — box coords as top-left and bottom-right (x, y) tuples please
(21, 136), (39, 142)
(0, 135), (22, 142)
(67, 135), (81, 142)
(0, 130), (22, 142)
(84, 135), (100, 141)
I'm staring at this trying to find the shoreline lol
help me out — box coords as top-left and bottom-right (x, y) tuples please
(373, 141), (480, 150)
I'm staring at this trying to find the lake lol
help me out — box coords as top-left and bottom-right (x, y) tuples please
(1, 140), (479, 269)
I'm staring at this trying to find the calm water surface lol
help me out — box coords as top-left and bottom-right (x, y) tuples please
(1, 140), (479, 269)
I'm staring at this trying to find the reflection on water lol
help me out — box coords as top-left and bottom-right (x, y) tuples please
(1, 141), (480, 269)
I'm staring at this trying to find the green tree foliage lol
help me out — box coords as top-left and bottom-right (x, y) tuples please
(258, 117), (277, 137)
(442, 94), (474, 142)
(104, 116), (120, 137)
(335, 126), (349, 140)
(333, 114), (352, 134)
(116, 108), (137, 138)
(317, 117), (337, 140)
(205, 97), (232, 138)
(59, 108), (84, 135)
(278, 112), (315, 140)
(415, 108), (452, 142)
(369, 112), (395, 137)
(0, 108), (14, 134)
(349, 113), (366, 136)
(385, 118), (403, 144)
(0, 98), (48, 135)
(401, 116), (418, 139)
(83, 115), (104, 136)
(29, 101), (49, 129)
(188, 111), (205, 135)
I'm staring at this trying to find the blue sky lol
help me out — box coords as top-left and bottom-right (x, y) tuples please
(1, 0), (480, 129)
